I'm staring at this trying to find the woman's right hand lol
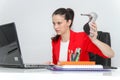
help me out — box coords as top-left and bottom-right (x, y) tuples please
(89, 22), (98, 42)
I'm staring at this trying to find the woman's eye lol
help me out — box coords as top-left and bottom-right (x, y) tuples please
(57, 22), (61, 25)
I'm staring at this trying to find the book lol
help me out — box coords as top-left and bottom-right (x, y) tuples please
(49, 65), (111, 71)
(56, 65), (103, 69)
(47, 61), (111, 71)
(58, 61), (95, 66)
(48, 61), (111, 71)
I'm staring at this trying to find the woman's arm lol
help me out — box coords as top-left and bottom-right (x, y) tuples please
(89, 22), (115, 58)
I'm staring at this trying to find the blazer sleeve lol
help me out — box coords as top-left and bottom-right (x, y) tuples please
(84, 33), (108, 58)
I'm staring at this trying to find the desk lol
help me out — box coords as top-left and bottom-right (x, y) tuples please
(0, 67), (120, 80)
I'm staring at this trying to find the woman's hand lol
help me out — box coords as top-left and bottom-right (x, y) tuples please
(89, 22), (98, 41)
(88, 22), (114, 58)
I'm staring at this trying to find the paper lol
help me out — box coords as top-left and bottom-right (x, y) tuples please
(49, 65), (111, 71)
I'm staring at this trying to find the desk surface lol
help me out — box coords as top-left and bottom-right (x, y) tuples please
(0, 67), (120, 80)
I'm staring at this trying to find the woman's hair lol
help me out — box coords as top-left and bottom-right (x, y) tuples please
(51, 8), (74, 41)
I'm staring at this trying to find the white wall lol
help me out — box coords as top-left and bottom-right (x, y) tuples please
(0, 0), (120, 66)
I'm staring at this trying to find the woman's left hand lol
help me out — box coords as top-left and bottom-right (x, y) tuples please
(88, 22), (114, 58)
(89, 22), (98, 41)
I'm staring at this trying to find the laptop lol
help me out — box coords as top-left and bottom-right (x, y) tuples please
(0, 22), (52, 69)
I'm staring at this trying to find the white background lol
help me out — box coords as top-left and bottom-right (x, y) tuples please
(0, 0), (120, 67)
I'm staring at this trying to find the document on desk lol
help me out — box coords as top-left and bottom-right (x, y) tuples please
(49, 65), (111, 71)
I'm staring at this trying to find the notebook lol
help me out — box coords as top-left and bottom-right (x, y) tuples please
(48, 64), (112, 71)
(47, 61), (111, 71)
(0, 22), (51, 69)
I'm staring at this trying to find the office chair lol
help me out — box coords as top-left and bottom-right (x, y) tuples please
(89, 31), (111, 66)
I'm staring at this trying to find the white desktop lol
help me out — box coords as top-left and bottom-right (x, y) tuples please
(0, 66), (120, 80)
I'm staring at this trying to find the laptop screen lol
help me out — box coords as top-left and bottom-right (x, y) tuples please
(0, 22), (23, 66)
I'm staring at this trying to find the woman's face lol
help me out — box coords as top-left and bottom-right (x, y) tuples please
(52, 14), (71, 35)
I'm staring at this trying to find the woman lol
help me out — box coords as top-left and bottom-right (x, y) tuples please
(51, 8), (114, 65)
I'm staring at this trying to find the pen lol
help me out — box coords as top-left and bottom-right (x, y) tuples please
(70, 50), (74, 61)
(74, 52), (79, 61)
(71, 50), (74, 61)
(71, 53), (74, 61)
(75, 48), (81, 61)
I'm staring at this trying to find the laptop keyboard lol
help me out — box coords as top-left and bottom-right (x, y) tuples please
(24, 64), (48, 69)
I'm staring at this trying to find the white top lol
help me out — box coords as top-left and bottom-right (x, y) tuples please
(59, 40), (69, 62)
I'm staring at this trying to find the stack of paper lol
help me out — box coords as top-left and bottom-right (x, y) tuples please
(49, 61), (110, 71)
(57, 65), (103, 68)
(52, 65), (104, 71)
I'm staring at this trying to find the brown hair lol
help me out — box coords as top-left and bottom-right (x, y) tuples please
(51, 8), (74, 41)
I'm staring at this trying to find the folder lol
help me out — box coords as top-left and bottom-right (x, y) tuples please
(48, 61), (111, 71)
(49, 64), (110, 71)
(58, 61), (95, 66)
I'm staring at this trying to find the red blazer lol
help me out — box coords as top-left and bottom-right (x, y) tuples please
(52, 30), (108, 64)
